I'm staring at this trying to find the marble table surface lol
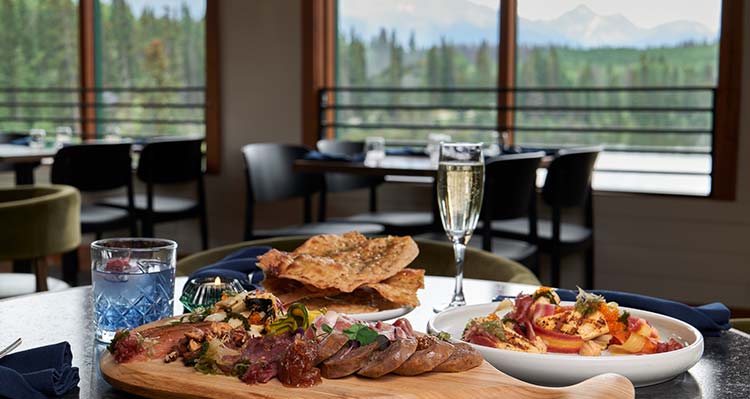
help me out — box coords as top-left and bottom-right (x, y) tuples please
(0, 275), (747, 398)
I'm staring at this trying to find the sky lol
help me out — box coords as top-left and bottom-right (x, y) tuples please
(468, 0), (721, 34)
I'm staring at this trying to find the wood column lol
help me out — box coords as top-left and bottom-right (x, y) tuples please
(711, 0), (744, 200)
(205, 0), (222, 173)
(497, 0), (517, 143)
(78, 0), (96, 139)
(302, 0), (336, 147)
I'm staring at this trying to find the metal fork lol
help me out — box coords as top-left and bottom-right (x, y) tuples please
(0, 338), (22, 360)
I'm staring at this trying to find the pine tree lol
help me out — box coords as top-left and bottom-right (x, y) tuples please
(439, 38), (455, 105)
(475, 40), (492, 86)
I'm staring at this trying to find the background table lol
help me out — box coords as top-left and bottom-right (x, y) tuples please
(0, 275), (747, 398)
(0, 144), (56, 184)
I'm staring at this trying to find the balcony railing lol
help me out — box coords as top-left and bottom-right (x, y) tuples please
(0, 86), (206, 136)
(318, 86), (715, 196)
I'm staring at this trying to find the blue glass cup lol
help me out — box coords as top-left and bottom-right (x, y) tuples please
(91, 238), (177, 343)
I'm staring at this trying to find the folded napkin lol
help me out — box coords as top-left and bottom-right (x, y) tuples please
(495, 289), (731, 337)
(0, 342), (79, 399)
(186, 246), (272, 291)
(385, 147), (427, 156)
(303, 151), (365, 162)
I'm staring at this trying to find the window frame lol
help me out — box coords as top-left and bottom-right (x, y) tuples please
(303, 0), (744, 200)
(77, 0), (222, 173)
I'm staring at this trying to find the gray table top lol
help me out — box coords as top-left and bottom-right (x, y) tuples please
(0, 276), (747, 398)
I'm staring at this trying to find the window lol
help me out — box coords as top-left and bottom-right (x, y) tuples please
(515, 0), (720, 195)
(0, 1), (80, 132)
(304, 0), (743, 198)
(0, 0), (221, 171)
(95, 0), (206, 137)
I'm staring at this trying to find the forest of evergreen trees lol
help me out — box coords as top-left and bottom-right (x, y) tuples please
(336, 27), (718, 150)
(0, 0), (204, 136)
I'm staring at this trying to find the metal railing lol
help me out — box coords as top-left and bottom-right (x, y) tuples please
(0, 86), (206, 135)
(318, 86), (715, 188)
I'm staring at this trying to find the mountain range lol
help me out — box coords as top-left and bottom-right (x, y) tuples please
(340, 1), (718, 48)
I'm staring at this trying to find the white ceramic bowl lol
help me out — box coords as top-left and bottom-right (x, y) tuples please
(349, 306), (414, 322)
(428, 302), (703, 387)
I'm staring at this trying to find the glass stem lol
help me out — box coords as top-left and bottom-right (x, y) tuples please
(450, 241), (466, 306)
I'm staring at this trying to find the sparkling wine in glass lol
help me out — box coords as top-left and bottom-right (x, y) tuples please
(434, 142), (484, 312)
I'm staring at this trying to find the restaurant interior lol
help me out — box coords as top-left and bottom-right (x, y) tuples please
(0, 1), (748, 398)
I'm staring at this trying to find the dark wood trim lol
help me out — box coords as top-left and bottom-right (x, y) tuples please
(301, 0), (336, 147)
(711, 0), (744, 200)
(78, 0), (96, 140)
(497, 0), (517, 144)
(205, 0), (221, 173)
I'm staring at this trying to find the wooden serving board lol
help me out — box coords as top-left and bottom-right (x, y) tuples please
(100, 318), (635, 399)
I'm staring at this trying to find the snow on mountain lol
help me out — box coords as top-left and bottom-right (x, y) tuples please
(340, 1), (717, 48)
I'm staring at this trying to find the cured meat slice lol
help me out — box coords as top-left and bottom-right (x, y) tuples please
(357, 337), (418, 378)
(393, 336), (455, 376)
(314, 333), (350, 365)
(432, 342), (483, 372)
(319, 342), (379, 379)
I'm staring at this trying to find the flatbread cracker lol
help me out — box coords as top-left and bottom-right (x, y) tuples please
(258, 233), (419, 292)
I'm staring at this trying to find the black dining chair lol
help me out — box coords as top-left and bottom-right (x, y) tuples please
(491, 146), (601, 289)
(50, 142), (136, 285)
(241, 143), (384, 239)
(316, 139), (434, 235)
(99, 138), (208, 249)
(419, 152), (544, 272)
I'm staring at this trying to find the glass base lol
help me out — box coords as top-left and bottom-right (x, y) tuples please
(433, 299), (466, 313)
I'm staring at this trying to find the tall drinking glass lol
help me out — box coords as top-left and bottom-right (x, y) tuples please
(91, 238), (177, 343)
(434, 143), (484, 312)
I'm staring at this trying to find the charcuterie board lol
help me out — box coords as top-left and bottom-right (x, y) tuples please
(100, 315), (634, 399)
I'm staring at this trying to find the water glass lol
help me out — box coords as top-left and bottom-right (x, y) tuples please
(55, 126), (73, 148)
(29, 128), (46, 149)
(364, 136), (386, 167)
(434, 143), (485, 312)
(91, 238), (177, 343)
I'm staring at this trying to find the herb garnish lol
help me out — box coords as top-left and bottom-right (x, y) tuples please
(321, 324), (333, 334)
(618, 310), (631, 327)
(574, 287), (605, 316)
(107, 330), (129, 353)
(342, 324), (378, 345)
(532, 288), (560, 304)
(480, 319), (507, 341)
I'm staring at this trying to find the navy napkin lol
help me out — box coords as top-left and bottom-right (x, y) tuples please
(494, 289), (731, 337)
(186, 246), (272, 291)
(0, 342), (79, 399)
(303, 151), (365, 162)
(385, 147), (427, 156)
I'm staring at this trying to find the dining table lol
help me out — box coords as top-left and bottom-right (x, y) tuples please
(0, 275), (747, 398)
(0, 144), (57, 184)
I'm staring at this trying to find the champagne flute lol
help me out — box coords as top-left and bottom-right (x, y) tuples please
(434, 142), (484, 312)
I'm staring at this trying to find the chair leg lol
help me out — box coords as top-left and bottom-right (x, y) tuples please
(551, 248), (561, 288)
(62, 249), (79, 286)
(199, 207), (209, 250)
(34, 258), (48, 292)
(585, 245), (595, 289)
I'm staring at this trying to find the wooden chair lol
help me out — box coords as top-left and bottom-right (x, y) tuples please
(51, 143), (136, 285)
(317, 139), (434, 235)
(100, 138), (209, 249)
(241, 143), (384, 239)
(491, 147), (601, 288)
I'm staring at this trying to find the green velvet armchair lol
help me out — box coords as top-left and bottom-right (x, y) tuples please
(0, 185), (81, 291)
(177, 236), (540, 286)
